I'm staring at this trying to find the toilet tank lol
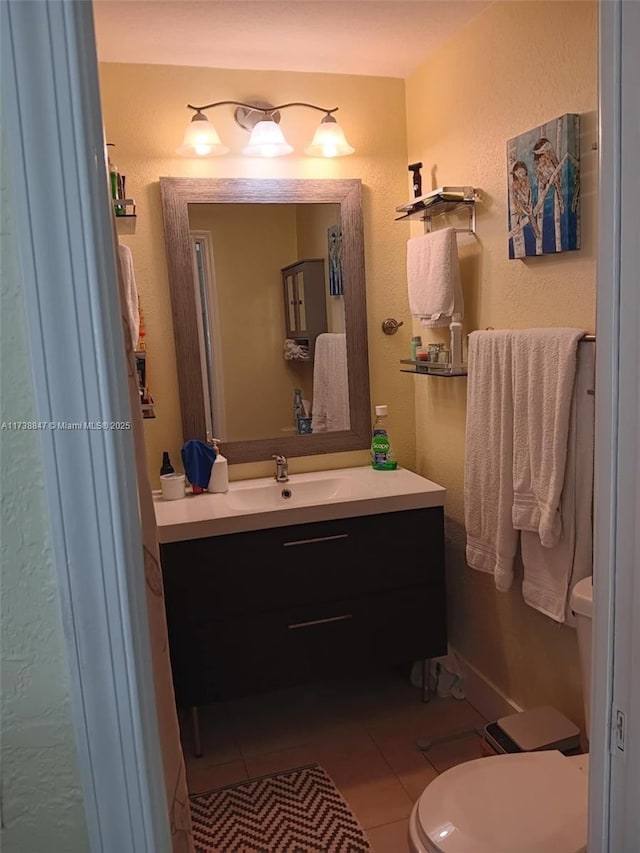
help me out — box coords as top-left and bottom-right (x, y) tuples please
(570, 577), (593, 735)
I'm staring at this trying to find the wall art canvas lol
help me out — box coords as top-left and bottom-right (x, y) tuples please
(327, 224), (344, 295)
(507, 113), (580, 259)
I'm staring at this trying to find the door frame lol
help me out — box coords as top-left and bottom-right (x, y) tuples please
(2, 0), (638, 850)
(1, 1), (171, 850)
(590, 0), (640, 848)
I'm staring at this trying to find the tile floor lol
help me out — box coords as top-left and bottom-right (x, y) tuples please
(180, 667), (488, 852)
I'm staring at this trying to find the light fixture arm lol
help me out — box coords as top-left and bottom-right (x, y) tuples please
(178, 99), (353, 157)
(186, 101), (339, 118)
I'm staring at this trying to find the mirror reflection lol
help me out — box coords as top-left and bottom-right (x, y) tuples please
(160, 177), (371, 465)
(187, 202), (347, 443)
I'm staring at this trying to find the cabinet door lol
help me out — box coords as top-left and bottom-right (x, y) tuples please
(192, 586), (447, 701)
(295, 270), (307, 332)
(284, 271), (298, 334)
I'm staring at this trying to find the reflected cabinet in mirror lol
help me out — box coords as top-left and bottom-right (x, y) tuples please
(160, 177), (371, 464)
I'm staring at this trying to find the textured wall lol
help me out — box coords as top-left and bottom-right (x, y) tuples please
(0, 137), (89, 850)
(98, 64), (413, 487)
(405, 0), (597, 727)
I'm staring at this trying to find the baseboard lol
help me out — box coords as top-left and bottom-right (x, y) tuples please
(452, 648), (524, 722)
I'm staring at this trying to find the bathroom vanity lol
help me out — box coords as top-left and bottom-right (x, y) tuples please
(155, 466), (447, 707)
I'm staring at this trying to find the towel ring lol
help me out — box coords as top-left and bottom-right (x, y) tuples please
(382, 318), (404, 335)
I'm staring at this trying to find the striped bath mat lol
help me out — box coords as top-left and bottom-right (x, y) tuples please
(190, 763), (372, 852)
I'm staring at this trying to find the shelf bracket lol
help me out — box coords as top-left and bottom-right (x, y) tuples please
(424, 199), (476, 235)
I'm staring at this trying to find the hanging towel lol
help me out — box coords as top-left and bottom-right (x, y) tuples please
(407, 227), (464, 328)
(511, 328), (585, 548)
(464, 331), (519, 591)
(311, 333), (350, 433)
(181, 440), (216, 490)
(521, 342), (594, 623)
(117, 243), (139, 349)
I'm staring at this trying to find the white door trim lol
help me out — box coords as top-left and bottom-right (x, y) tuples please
(1, 2), (171, 850)
(591, 0), (640, 849)
(4, 0), (638, 850)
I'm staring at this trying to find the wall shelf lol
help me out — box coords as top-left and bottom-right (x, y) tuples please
(395, 186), (478, 234)
(113, 198), (137, 233)
(400, 359), (468, 377)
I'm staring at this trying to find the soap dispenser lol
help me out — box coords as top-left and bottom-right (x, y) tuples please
(207, 439), (229, 493)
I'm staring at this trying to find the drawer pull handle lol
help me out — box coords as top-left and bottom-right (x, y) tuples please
(283, 533), (349, 547)
(288, 614), (353, 630)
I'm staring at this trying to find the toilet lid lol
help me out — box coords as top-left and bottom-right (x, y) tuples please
(417, 751), (587, 853)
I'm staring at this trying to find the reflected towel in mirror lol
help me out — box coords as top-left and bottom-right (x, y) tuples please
(311, 333), (350, 432)
(117, 243), (140, 348)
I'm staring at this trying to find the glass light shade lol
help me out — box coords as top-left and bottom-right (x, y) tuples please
(176, 114), (229, 157)
(304, 117), (355, 157)
(242, 120), (293, 157)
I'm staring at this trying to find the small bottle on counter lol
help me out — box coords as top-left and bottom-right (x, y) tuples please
(370, 405), (397, 470)
(207, 439), (229, 493)
(160, 451), (174, 476)
(293, 387), (305, 431)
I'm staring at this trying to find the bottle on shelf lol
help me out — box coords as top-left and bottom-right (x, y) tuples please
(370, 405), (397, 470)
(411, 335), (422, 361)
(106, 143), (125, 216)
(137, 303), (146, 352)
(207, 439), (229, 493)
(449, 318), (463, 370)
(160, 451), (175, 476)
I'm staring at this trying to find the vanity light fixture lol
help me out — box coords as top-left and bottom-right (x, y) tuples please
(177, 100), (355, 158)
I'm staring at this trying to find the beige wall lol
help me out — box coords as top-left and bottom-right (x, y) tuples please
(405, 0), (597, 727)
(100, 0), (598, 724)
(99, 64), (413, 487)
(295, 203), (346, 333)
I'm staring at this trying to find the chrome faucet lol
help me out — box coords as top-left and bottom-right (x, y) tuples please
(272, 454), (289, 482)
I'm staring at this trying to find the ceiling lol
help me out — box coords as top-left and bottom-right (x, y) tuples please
(93, 0), (491, 79)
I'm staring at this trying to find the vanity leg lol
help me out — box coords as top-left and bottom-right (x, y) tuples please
(421, 659), (431, 703)
(190, 706), (203, 758)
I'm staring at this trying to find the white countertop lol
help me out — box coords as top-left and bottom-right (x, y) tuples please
(154, 465), (446, 544)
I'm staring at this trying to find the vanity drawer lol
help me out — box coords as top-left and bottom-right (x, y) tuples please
(160, 507), (444, 620)
(183, 584), (447, 702)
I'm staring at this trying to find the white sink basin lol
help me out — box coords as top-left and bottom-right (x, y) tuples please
(154, 465), (446, 543)
(226, 476), (347, 512)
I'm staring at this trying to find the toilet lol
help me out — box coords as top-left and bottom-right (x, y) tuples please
(409, 577), (593, 853)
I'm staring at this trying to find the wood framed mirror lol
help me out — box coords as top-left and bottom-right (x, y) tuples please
(160, 177), (371, 464)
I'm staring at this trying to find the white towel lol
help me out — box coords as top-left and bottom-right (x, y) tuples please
(521, 342), (594, 622)
(511, 328), (585, 547)
(464, 331), (519, 591)
(311, 333), (350, 433)
(407, 227), (464, 328)
(117, 243), (139, 349)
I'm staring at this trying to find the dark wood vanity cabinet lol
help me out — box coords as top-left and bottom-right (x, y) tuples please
(160, 507), (447, 707)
